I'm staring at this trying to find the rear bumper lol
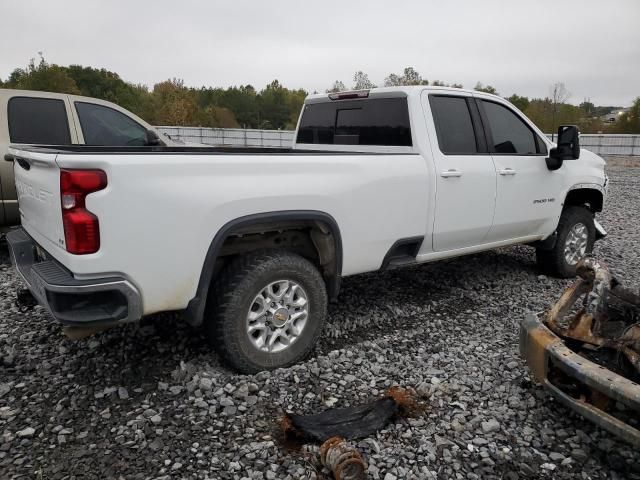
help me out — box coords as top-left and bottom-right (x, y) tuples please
(6, 228), (142, 326)
(520, 313), (640, 448)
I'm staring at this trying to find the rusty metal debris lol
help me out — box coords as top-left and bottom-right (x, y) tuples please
(280, 387), (426, 478)
(545, 256), (640, 375)
(521, 256), (640, 448)
(319, 437), (366, 480)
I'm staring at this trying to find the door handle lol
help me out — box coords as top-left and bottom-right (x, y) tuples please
(499, 168), (517, 176)
(440, 169), (462, 178)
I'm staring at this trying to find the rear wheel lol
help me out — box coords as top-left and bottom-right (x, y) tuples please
(204, 251), (327, 373)
(536, 206), (595, 278)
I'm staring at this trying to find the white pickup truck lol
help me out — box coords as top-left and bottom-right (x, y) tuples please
(6, 86), (607, 373)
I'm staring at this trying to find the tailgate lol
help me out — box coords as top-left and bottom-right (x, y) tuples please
(9, 147), (64, 252)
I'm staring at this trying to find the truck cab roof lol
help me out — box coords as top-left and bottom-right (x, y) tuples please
(305, 85), (504, 104)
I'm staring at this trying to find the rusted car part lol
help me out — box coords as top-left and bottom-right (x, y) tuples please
(281, 388), (423, 479)
(319, 437), (366, 480)
(520, 257), (640, 447)
(282, 387), (423, 443)
(545, 257), (640, 373)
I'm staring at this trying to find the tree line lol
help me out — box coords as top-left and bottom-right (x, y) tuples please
(2, 57), (638, 134)
(1, 56), (305, 130)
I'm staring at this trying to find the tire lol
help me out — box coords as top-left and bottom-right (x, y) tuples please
(204, 250), (327, 373)
(536, 206), (596, 278)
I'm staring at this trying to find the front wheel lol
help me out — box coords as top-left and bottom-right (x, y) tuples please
(204, 251), (327, 373)
(536, 206), (596, 278)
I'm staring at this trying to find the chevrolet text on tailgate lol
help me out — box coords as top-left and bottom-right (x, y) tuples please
(6, 86), (608, 373)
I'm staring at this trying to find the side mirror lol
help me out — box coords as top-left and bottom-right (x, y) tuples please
(145, 129), (165, 146)
(546, 125), (580, 170)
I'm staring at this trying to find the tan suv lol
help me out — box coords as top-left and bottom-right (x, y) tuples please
(0, 89), (174, 227)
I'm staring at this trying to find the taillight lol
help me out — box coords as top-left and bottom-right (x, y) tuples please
(60, 169), (107, 254)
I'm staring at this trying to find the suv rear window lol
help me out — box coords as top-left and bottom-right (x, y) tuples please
(296, 97), (412, 146)
(8, 97), (71, 145)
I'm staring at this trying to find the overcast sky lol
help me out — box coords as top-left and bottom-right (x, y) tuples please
(2, 0), (639, 106)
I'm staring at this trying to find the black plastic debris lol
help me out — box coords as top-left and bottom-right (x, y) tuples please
(281, 387), (424, 443)
(286, 396), (398, 442)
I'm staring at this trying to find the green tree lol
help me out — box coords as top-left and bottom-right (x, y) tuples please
(327, 80), (346, 93)
(257, 80), (291, 129)
(524, 98), (554, 132)
(384, 67), (428, 86)
(198, 105), (240, 128)
(150, 79), (198, 126)
(507, 94), (530, 112)
(474, 82), (498, 95)
(353, 71), (376, 90)
(6, 55), (81, 94)
(524, 97), (586, 134)
(64, 65), (153, 118)
(205, 85), (259, 128)
(3, 56), (631, 134)
(285, 88), (307, 129)
(66, 65), (127, 99)
(579, 100), (596, 117)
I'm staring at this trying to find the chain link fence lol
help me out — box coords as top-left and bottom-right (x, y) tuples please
(157, 126), (295, 148)
(546, 134), (640, 156)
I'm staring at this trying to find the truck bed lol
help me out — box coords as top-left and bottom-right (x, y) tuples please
(7, 143), (428, 317)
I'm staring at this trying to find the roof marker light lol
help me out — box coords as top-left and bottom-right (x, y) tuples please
(328, 90), (370, 101)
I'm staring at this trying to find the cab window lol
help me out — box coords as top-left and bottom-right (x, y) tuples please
(481, 100), (546, 155)
(8, 97), (71, 144)
(429, 96), (479, 154)
(75, 102), (147, 146)
(297, 97), (412, 146)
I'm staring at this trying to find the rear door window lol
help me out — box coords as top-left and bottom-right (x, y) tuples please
(8, 97), (71, 144)
(75, 102), (148, 146)
(296, 97), (412, 146)
(429, 96), (478, 155)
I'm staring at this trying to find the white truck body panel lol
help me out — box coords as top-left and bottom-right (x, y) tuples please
(15, 151), (430, 314)
(8, 86), (607, 322)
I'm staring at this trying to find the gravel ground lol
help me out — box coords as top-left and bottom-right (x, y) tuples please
(1, 163), (639, 480)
